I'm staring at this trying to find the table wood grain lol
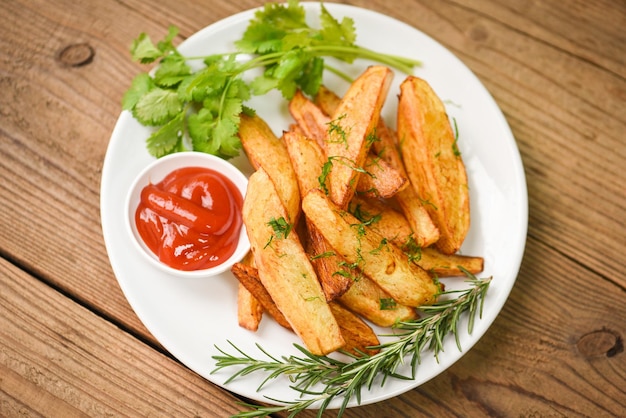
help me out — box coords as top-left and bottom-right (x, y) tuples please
(1, 0), (624, 416)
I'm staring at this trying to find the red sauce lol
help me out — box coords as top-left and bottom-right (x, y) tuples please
(135, 166), (244, 271)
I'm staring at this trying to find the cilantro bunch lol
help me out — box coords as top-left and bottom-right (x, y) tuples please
(122, 0), (421, 159)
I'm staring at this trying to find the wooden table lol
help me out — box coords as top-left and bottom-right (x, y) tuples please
(2, 0), (625, 416)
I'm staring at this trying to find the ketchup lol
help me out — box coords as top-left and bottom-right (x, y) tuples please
(135, 166), (244, 271)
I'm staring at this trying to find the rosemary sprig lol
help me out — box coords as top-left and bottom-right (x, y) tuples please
(212, 271), (492, 417)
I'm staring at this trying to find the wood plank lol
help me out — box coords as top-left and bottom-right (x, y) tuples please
(0, 259), (244, 417)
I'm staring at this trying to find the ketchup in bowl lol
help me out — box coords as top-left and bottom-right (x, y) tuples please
(134, 166), (244, 271)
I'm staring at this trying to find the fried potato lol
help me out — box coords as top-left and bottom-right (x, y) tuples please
(314, 84), (342, 115)
(235, 252), (264, 331)
(397, 76), (470, 254)
(238, 113), (300, 223)
(243, 168), (344, 355)
(338, 278), (418, 327)
(305, 226), (353, 300)
(373, 121), (440, 247)
(357, 155), (408, 199)
(418, 247), (484, 277)
(324, 65), (393, 209)
(329, 302), (380, 356)
(348, 195), (411, 248)
(349, 195), (483, 277)
(316, 85), (439, 247)
(231, 262), (292, 330)
(289, 90), (406, 199)
(283, 130), (326, 195)
(283, 131), (353, 300)
(288, 90), (329, 150)
(233, 70), (481, 354)
(237, 283), (263, 331)
(302, 189), (439, 307)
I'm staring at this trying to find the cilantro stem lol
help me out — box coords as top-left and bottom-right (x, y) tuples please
(190, 45), (421, 78)
(306, 45), (421, 75)
(324, 64), (353, 83)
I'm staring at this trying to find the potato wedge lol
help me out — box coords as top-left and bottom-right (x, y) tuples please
(397, 76), (470, 254)
(289, 90), (406, 199)
(348, 195), (411, 248)
(338, 278), (418, 327)
(283, 130), (326, 195)
(238, 113), (300, 223)
(349, 195), (483, 277)
(288, 90), (329, 150)
(302, 189), (439, 307)
(324, 66), (393, 209)
(283, 131), (353, 300)
(235, 252), (263, 331)
(373, 121), (440, 247)
(305, 226), (354, 300)
(244, 168), (344, 355)
(357, 155), (408, 198)
(231, 262), (292, 330)
(237, 283), (263, 331)
(314, 84), (342, 115)
(317, 85), (439, 247)
(418, 247), (484, 277)
(329, 302), (380, 356)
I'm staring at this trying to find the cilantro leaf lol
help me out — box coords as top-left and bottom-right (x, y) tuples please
(131, 26), (180, 64)
(187, 80), (247, 159)
(132, 87), (182, 126)
(213, 115), (241, 158)
(146, 112), (185, 157)
(249, 74), (280, 96)
(319, 4), (356, 46)
(122, 73), (154, 110)
(297, 56), (324, 96)
(154, 55), (191, 87)
(130, 33), (164, 64)
(188, 108), (219, 155)
(157, 26), (179, 54)
(237, 0), (307, 54)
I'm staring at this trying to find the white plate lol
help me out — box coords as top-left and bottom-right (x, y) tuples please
(101, 2), (527, 410)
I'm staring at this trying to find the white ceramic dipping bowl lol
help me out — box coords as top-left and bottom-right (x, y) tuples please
(125, 151), (250, 278)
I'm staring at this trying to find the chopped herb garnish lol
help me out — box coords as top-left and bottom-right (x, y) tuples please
(264, 216), (292, 248)
(451, 117), (461, 156)
(379, 297), (397, 310)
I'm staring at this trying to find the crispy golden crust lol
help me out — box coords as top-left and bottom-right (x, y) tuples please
(236, 283), (263, 332)
(338, 278), (418, 328)
(317, 84), (438, 246)
(243, 168), (345, 355)
(324, 66), (393, 209)
(289, 90), (407, 199)
(329, 302), (380, 356)
(283, 132), (354, 301)
(302, 189), (439, 307)
(232, 262), (292, 330)
(397, 76), (470, 254)
(238, 113), (300, 223)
